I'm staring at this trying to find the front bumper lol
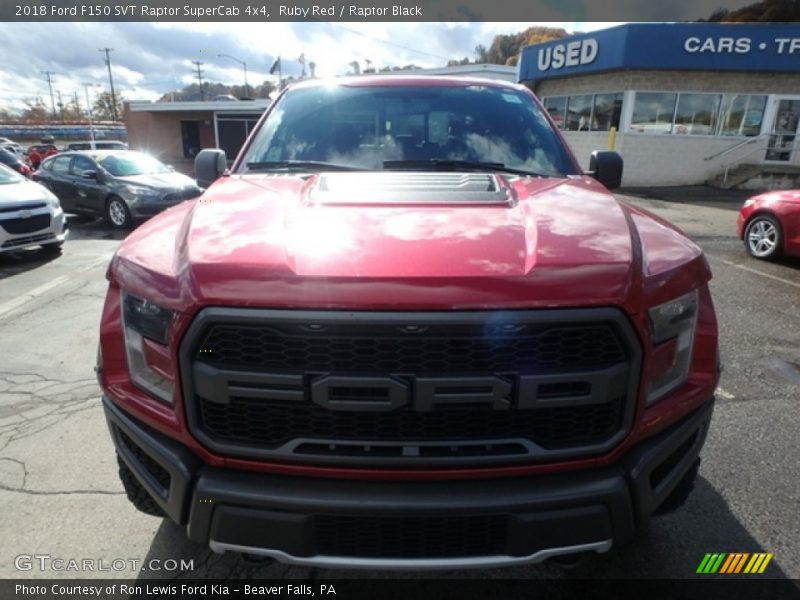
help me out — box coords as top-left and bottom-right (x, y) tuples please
(104, 395), (714, 570)
(0, 207), (67, 252)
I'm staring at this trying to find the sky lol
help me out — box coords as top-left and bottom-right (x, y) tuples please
(0, 21), (623, 112)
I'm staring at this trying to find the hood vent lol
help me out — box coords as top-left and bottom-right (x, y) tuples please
(311, 172), (510, 205)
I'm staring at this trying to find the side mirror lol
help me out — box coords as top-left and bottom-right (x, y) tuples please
(588, 151), (623, 190)
(81, 170), (98, 179)
(194, 149), (227, 188)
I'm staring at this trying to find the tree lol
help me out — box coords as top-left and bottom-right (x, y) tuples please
(20, 98), (49, 123)
(92, 91), (123, 121)
(478, 27), (568, 66)
(704, 0), (800, 20)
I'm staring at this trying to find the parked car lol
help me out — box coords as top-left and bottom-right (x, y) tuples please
(98, 77), (720, 569)
(738, 190), (800, 260)
(0, 163), (67, 253)
(0, 137), (23, 156)
(0, 147), (32, 177)
(64, 140), (129, 152)
(35, 150), (202, 228)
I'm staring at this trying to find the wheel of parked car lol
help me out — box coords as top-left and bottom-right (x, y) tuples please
(744, 214), (782, 260)
(106, 196), (132, 229)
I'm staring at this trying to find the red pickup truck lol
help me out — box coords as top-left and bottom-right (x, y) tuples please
(98, 76), (719, 569)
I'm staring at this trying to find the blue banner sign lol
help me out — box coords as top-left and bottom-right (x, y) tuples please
(519, 23), (800, 82)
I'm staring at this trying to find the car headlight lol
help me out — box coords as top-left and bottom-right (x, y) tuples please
(121, 292), (174, 404)
(124, 184), (158, 197)
(743, 198), (755, 207)
(647, 289), (699, 405)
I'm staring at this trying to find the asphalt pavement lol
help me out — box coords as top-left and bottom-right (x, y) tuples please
(0, 191), (798, 583)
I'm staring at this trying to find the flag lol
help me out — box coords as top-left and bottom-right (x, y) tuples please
(269, 57), (281, 75)
(298, 53), (305, 65)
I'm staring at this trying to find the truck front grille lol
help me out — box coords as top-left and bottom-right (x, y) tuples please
(182, 309), (640, 466)
(315, 514), (509, 558)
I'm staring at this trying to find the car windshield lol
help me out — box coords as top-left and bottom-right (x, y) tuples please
(239, 83), (577, 177)
(96, 152), (170, 177)
(0, 163), (23, 184)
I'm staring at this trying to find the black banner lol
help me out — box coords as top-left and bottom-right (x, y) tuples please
(0, 0), (777, 22)
(4, 579), (800, 600)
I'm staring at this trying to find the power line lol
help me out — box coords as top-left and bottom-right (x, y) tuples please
(99, 48), (119, 121)
(332, 24), (450, 62)
(41, 71), (57, 118)
(192, 61), (205, 101)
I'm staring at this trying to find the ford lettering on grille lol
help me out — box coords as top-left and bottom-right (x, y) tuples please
(181, 308), (641, 466)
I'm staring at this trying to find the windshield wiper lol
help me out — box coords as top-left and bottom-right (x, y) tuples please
(245, 160), (360, 172)
(382, 159), (549, 178)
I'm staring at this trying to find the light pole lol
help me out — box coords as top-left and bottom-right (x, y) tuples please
(82, 83), (100, 142)
(217, 53), (249, 98)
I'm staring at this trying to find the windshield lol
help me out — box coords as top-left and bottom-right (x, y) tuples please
(0, 163), (23, 184)
(96, 152), (169, 177)
(239, 83), (577, 176)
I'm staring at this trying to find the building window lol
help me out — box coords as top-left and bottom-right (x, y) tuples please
(717, 94), (767, 137)
(674, 93), (720, 135)
(542, 96), (567, 130)
(542, 93), (622, 132)
(631, 92), (767, 137)
(630, 92), (677, 134)
(592, 93), (623, 132)
(216, 113), (263, 159)
(181, 121), (201, 159)
(564, 95), (593, 131)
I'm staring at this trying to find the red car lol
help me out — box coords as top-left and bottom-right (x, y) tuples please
(98, 77), (719, 569)
(738, 190), (800, 260)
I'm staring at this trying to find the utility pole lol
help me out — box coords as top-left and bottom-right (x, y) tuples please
(192, 61), (206, 101)
(83, 83), (99, 142)
(56, 90), (65, 121)
(99, 48), (118, 121)
(41, 71), (57, 119)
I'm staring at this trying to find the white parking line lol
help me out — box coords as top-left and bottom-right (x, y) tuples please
(716, 387), (735, 400)
(712, 257), (800, 290)
(0, 255), (111, 319)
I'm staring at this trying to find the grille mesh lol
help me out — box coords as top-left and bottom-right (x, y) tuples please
(315, 514), (509, 558)
(196, 323), (626, 373)
(199, 394), (624, 450)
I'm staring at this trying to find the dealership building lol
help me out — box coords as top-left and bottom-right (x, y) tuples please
(518, 23), (800, 188)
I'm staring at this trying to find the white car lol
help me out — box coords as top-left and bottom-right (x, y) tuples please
(0, 163), (67, 253)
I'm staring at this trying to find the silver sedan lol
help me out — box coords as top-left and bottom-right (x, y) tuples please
(0, 163), (67, 254)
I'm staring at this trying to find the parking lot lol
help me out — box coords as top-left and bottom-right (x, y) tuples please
(0, 191), (798, 581)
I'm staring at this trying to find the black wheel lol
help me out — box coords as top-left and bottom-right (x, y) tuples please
(653, 457), (700, 516)
(744, 214), (782, 261)
(105, 196), (133, 229)
(40, 241), (63, 254)
(117, 454), (166, 517)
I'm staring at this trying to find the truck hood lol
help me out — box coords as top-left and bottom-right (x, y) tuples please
(111, 172), (709, 312)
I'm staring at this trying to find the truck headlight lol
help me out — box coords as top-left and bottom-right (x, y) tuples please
(647, 289), (699, 405)
(122, 292), (174, 404)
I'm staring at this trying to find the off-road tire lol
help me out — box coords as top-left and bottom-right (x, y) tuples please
(653, 457), (700, 516)
(117, 454), (166, 518)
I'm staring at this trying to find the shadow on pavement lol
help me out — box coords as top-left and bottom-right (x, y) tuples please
(133, 476), (792, 582)
(63, 214), (130, 242)
(619, 186), (751, 211)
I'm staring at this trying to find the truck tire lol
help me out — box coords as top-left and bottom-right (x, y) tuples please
(117, 454), (166, 518)
(653, 457), (700, 516)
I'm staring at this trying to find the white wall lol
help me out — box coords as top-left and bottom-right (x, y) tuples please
(561, 132), (771, 187)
